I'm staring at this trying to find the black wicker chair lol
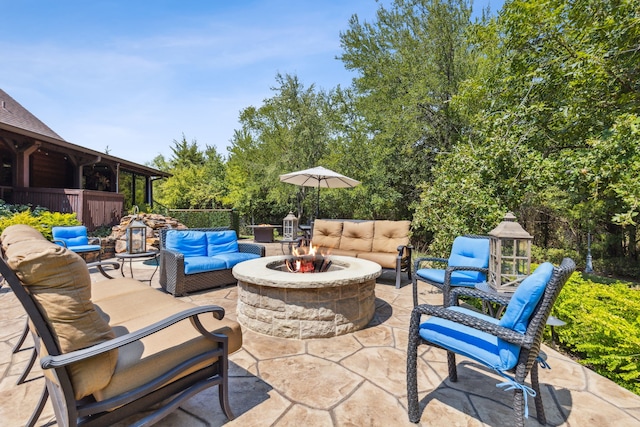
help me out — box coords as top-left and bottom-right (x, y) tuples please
(412, 235), (490, 307)
(407, 258), (575, 426)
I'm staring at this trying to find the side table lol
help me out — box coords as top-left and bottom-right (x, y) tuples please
(115, 251), (160, 284)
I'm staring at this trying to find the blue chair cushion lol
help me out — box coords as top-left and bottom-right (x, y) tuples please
(165, 230), (207, 257)
(206, 230), (239, 256)
(183, 256), (227, 275)
(52, 225), (90, 247)
(66, 244), (101, 253)
(499, 262), (554, 333)
(447, 236), (490, 282)
(419, 306), (520, 371)
(416, 268), (484, 286)
(213, 252), (261, 269)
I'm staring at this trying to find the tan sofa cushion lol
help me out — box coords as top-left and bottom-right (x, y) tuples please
(357, 252), (398, 269)
(2, 226), (117, 400)
(339, 221), (374, 252)
(312, 220), (343, 249)
(92, 279), (242, 401)
(372, 220), (410, 254)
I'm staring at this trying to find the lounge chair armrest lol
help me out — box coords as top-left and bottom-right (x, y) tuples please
(397, 244), (413, 258)
(450, 286), (511, 307)
(411, 304), (527, 346)
(52, 239), (68, 248)
(414, 256), (448, 271)
(41, 305), (226, 369)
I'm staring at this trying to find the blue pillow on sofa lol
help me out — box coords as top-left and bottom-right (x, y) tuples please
(206, 231), (239, 256)
(165, 230), (207, 257)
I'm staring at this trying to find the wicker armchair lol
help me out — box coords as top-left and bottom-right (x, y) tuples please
(412, 235), (490, 307)
(407, 258), (575, 426)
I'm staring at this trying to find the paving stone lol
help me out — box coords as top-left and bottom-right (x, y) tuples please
(274, 404), (334, 426)
(259, 354), (362, 409)
(333, 381), (415, 426)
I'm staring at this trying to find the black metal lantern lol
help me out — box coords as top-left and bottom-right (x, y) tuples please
(283, 211), (298, 241)
(126, 208), (147, 254)
(488, 212), (533, 293)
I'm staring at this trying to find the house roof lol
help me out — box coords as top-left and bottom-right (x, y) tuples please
(0, 88), (170, 178)
(0, 89), (64, 140)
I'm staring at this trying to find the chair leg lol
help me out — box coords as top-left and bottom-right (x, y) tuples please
(513, 387), (525, 427)
(12, 320), (29, 353)
(412, 278), (419, 308)
(218, 356), (235, 420)
(26, 386), (49, 427)
(407, 310), (422, 423)
(530, 364), (546, 425)
(446, 351), (458, 382)
(16, 347), (37, 385)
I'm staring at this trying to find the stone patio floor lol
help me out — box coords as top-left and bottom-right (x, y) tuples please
(1, 241), (640, 426)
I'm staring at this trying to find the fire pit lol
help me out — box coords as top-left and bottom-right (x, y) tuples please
(232, 255), (381, 339)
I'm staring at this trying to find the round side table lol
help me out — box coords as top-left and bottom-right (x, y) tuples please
(115, 251), (160, 284)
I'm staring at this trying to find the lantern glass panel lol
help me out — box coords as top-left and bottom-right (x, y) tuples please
(516, 240), (527, 256)
(502, 239), (514, 256)
(501, 259), (514, 274)
(517, 259), (528, 274)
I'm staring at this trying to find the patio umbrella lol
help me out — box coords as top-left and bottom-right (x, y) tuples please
(279, 166), (360, 219)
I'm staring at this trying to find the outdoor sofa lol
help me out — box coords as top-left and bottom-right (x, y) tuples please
(306, 219), (412, 288)
(159, 227), (265, 296)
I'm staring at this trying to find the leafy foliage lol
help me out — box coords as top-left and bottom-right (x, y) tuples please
(553, 272), (640, 395)
(0, 209), (80, 240)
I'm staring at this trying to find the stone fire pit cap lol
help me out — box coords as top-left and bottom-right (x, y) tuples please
(232, 255), (381, 289)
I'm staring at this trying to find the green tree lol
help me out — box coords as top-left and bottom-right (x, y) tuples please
(226, 74), (331, 223)
(339, 0), (478, 220)
(157, 138), (227, 209)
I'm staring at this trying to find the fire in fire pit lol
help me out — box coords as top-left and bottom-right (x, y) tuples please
(284, 254), (332, 273)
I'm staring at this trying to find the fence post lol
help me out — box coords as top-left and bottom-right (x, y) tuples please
(230, 209), (240, 236)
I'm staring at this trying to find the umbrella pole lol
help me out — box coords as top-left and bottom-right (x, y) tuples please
(316, 186), (320, 219)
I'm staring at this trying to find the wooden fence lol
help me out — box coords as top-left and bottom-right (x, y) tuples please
(12, 188), (124, 231)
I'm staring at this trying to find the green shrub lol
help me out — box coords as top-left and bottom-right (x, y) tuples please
(0, 210), (80, 240)
(552, 272), (640, 395)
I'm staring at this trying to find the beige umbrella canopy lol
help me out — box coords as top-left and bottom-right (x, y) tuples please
(279, 166), (360, 219)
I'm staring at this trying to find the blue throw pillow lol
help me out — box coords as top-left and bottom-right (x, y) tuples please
(499, 262), (554, 334)
(165, 230), (207, 257)
(206, 230), (239, 256)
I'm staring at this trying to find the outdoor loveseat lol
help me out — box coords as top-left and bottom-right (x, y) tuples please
(0, 224), (242, 426)
(159, 227), (265, 296)
(307, 219), (412, 288)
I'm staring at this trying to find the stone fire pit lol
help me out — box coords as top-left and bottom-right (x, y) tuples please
(232, 255), (381, 339)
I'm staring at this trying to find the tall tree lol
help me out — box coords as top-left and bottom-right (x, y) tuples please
(339, 0), (477, 219)
(225, 74), (331, 222)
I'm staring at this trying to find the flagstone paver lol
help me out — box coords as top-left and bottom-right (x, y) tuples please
(1, 241), (639, 426)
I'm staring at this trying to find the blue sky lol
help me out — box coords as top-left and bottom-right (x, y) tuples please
(1, 0), (502, 165)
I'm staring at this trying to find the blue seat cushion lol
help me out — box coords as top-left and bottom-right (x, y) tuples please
(419, 306), (520, 371)
(183, 256), (227, 275)
(206, 230), (239, 256)
(165, 230), (207, 257)
(66, 244), (101, 253)
(416, 268), (485, 286)
(499, 262), (554, 333)
(213, 252), (261, 269)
